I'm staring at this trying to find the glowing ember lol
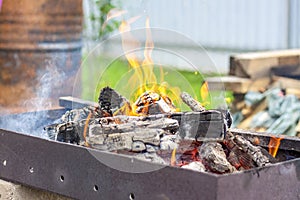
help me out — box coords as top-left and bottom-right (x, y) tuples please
(268, 136), (283, 157)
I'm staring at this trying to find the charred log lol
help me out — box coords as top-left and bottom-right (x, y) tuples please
(90, 117), (179, 135)
(199, 142), (236, 173)
(87, 128), (164, 151)
(225, 131), (270, 167)
(98, 86), (131, 116)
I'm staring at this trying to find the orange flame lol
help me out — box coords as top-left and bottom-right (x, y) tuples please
(170, 148), (177, 166)
(268, 136), (282, 157)
(83, 111), (92, 147)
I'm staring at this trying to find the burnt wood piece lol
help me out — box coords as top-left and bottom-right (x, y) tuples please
(90, 117), (179, 135)
(230, 128), (300, 152)
(87, 117), (179, 152)
(58, 96), (228, 140)
(180, 92), (206, 112)
(98, 86), (131, 116)
(44, 118), (95, 143)
(199, 142), (235, 173)
(171, 111), (225, 140)
(226, 132), (270, 167)
(227, 146), (254, 170)
(87, 128), (164, 151)
(45, 110), (226, 143)
(60, 106), (101, 123)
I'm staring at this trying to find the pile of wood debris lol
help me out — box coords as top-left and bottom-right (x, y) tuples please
(44, 86), (277, 174)
(207, 49), (300, 137)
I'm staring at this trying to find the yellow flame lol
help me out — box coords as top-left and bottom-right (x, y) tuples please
(170, 148), (177, 166)
(119, 17), (181, 115)
(200, 81), (209, 100)
(199, 81), (210, 107)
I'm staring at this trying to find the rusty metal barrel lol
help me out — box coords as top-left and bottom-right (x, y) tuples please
(0, 0), (82, 108)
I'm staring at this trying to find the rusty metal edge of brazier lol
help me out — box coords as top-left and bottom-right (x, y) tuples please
(0, 127), (299, 200)
(0, 128), (218, 200)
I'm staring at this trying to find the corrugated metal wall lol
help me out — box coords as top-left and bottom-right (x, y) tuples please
(288, 0), (300, 48)
(84, 0), (299, 51)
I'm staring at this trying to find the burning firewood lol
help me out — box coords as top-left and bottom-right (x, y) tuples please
(133, 91), (177, 115)
(180, 92), (206, 112)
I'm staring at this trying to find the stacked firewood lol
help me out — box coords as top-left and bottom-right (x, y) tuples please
(207, 50), (300, 137)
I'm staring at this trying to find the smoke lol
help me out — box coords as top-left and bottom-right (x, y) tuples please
(0, 56), (67, 138)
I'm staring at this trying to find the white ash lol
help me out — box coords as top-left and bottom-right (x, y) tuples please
(160, 134), (180, 150)
(181, 161), (206, 172)
(134, 152), (166, 165)
(146, 144), (158, 153)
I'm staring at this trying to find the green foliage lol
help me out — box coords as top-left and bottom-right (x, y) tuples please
(90, 0), (121, 40)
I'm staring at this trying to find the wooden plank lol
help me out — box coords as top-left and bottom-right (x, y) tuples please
(286, 88), (300, 99)
(206, 76), (251, 93)
(206, 76), (270, 94)
(272, 75), (300, 90)
(230, 49), (300, 79)
(237, 99), (268, 129)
